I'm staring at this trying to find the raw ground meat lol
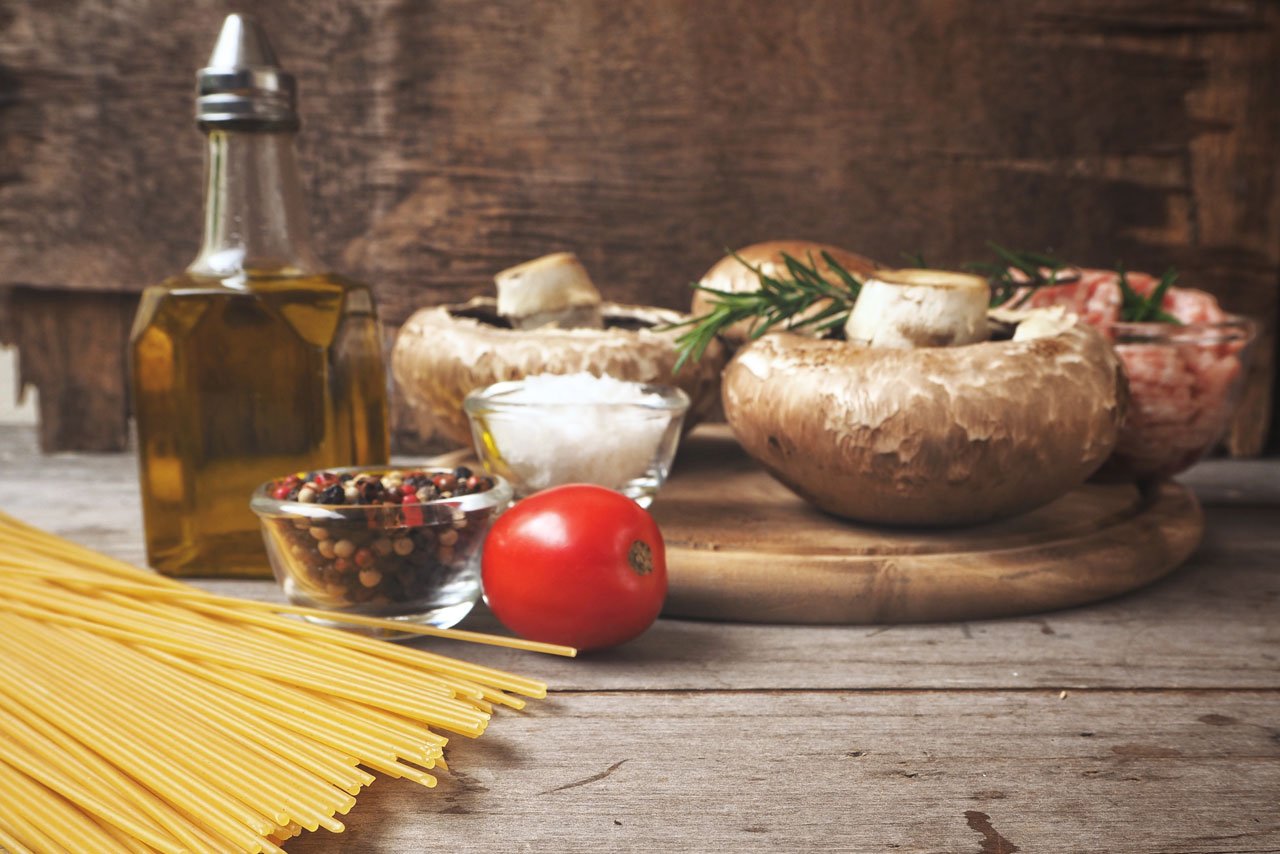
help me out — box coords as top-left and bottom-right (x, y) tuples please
(1008, 268), (1226, 328)
(1002, 268), (1248, 478)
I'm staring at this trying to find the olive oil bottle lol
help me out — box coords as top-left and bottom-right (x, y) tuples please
(130, 15), (388, 577)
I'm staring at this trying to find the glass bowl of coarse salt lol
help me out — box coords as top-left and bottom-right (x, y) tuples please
(463, 373), (690, 507)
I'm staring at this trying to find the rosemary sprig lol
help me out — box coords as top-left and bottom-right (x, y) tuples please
(1117, 263), (1181, 324)
(669, 250), (865, 371)
(975, 244), (1183, 323)
(671, 243), (1187, 369)
(964, 242), (1070, 308)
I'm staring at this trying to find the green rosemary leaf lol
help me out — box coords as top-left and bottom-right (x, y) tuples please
(964, 260), (1005, 275)
(667, 248), (867, 366)
(687, 282), (736, 296)
(1138, 268), (1178, 322)
(901, 250), (928, 268)
(1114, 263), (1184, 325)
(819, 251), (864, 298)
(672, 307), (735, 372)
(1115, 262), (1145, 317)
(799, 300), (849, 325)
(987, 242), (1044, 283)
(725, 248), (762, 276)
(781, 252), (845, 298)
(782, 253), (818, 286)
(962, 245), (1063, 307)
(747, 313), (783, 340)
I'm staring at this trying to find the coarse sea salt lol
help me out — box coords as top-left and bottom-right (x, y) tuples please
(476, 373), (682, 496)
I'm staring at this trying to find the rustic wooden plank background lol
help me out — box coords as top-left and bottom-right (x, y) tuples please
(0, 0), (1277, 452)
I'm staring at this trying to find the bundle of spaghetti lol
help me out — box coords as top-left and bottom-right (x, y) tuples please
(0, 511), (572, 854)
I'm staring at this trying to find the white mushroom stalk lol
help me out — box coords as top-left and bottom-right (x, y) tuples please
(843, 269), (990, 349)
(495, 252), (604, 330)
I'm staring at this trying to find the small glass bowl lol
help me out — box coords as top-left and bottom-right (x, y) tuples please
(463, 378), (690, 507)
(250, 467), (512, 632)
(1101, 315), (1258, 480)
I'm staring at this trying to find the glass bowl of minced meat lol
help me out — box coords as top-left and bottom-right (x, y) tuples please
(1005, 267), (1258, 480)
(1101, 315), (1257, 479)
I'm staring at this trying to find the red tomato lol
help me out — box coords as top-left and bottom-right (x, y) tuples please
(481, 484), (667, 651)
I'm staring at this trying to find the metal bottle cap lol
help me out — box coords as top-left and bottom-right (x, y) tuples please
(196, 14), (298, 130)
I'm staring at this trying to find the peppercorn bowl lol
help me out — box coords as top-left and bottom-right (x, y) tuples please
(250, 466), (512, 633)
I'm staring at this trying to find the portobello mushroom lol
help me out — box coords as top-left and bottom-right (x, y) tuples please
(392, 298), (727, 446)
(721, 307), (1128, 525)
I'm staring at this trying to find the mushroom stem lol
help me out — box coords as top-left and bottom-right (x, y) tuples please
(495, 252), (604, 330)
(843, 269), (990, 348)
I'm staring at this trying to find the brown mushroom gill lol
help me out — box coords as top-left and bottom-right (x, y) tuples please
(721, 314), (1126, 526)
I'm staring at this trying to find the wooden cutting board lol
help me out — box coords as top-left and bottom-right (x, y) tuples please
(649, 425), (1203, 624)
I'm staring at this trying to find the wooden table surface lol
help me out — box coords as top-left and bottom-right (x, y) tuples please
(2, 425), (1277, 853)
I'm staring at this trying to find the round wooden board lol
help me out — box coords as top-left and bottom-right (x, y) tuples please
(649, 425), (1204, 624)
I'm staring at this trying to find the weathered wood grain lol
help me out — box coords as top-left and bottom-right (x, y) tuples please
(2, 1), (1276, 306)
(290, 690), (1280, 853)
(0, 288), (135, 451)
(0, 0), (1276, 451)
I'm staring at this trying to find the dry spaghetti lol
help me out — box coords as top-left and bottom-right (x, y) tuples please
(0, 511), (570, 854)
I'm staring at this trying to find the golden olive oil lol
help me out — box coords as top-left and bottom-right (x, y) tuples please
(131, 271), (388, 577)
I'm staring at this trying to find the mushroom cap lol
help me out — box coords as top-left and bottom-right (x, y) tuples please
(392, 297), (728, 446)
(691, 241), (879, 345)
(720, 311), (1128, 525)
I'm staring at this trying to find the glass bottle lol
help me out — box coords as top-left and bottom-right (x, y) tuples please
(129, 14), (389, 577)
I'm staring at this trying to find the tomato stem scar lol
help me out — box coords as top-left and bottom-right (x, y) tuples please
(627, 540), (653, 576)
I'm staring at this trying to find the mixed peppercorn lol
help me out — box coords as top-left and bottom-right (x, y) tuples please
(270, 466), (494, 505)
(261, 467), (502, 612)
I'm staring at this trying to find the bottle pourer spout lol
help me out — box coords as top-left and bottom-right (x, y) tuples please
(196, 13), (298, 130)
(207, 14), (281, 69)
